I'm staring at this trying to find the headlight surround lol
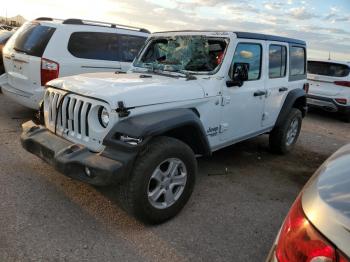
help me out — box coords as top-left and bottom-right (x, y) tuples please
(98, 107), (110, 128)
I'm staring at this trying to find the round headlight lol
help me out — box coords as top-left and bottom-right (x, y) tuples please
(99, 107), (110, 128)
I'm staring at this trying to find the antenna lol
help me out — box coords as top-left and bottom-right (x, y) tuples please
(328, 52), (331, 61)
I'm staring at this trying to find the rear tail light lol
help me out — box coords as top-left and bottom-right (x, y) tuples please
(339, 252), (350, 262)
(303, 83), (310, 94)
(275, 195), (349, 262)
(335, 98), (348, 105)
(334, 81), (350, 87)
(41, 58), (59, 86)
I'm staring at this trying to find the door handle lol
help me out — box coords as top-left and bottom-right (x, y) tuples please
(254, 90), (267, 97)
(279, 87), (288, 92)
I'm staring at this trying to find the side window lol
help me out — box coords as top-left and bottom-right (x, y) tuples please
(68, 32), (120, 61)
(290, 46), (306, 76)
(118, 35), (147, 62)
(231, 43), (262, 81)
(269, 45), (287, 78)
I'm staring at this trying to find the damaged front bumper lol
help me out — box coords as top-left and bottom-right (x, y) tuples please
(21, 121), (137, 186)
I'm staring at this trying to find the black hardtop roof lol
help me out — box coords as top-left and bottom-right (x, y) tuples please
(153, 30), (306, 45)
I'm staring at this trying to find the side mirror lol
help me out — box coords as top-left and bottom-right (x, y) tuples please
(227, 63), (250, 87)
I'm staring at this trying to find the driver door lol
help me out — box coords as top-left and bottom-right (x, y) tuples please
(220, 41), (267, 142)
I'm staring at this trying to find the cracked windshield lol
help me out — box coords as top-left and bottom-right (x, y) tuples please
(134, 36), (228, 74)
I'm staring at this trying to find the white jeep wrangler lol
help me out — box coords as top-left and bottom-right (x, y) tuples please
(21, 31), (308, 224)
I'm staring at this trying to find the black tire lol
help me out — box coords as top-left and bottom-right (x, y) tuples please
(269, 108), (302, 154)
(119, 136), (197, 224)
(343, 114), (350, 123)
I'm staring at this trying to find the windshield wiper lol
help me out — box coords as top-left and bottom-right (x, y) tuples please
(133, 64), (197, 80)
(149, 69), (181, 79)
(170, 69), (197, 80)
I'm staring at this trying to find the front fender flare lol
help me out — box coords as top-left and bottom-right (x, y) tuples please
(104, 108), (211, 156)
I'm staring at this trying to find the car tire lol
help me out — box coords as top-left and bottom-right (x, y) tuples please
(118, 136), (197, 224)
(343, 114), (350, 123)
(269, 108), (302, 154)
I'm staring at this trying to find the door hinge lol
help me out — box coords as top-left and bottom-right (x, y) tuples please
(219, 123), (229, 133)
(221, 96), (231, 106)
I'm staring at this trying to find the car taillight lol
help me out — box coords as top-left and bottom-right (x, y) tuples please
(303, 83), (310, 94)
(334, 81), (350, 87)
(275, 195), (343, 262)
(41, 58), (59, 86)
(339, 252), (350, 262)
(335, 98), (348, 105)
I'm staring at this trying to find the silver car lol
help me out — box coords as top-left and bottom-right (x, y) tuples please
(267, 144), (350, 262)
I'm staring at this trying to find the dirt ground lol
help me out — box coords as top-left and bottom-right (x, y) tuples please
(0, 93), (349, 262)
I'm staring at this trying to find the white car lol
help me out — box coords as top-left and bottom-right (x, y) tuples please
(1, 17), (149, 109)
(307, 59), (350, 122)
(21, 31), (308, 224)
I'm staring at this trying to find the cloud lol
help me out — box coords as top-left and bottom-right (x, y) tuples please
(4, 0), (350, 61)
(288, 6), (318, 20)
(334, 16), (350, 22)
(226, 3), (261, 14)
(264, 2), (284, 10)
(181, 0), (232, 6)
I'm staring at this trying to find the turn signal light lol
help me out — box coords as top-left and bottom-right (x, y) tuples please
(303, 83), (310, 94)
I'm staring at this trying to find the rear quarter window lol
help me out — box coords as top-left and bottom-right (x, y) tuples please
(289, 46), (306, 81)
(308, 61), (350, 77)
(13, 23), (56, 57)
(68, 32), (146, 62)
(290, 46), (306, 76)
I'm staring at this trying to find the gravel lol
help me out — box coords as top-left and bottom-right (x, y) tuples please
(0, 94), (348, 262)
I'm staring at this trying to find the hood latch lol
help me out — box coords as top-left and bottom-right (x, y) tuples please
(116, 101), (131, 118)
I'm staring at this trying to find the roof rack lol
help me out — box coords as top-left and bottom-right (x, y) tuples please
(34, 17), (63, 22)
(62, 18), (150, 33)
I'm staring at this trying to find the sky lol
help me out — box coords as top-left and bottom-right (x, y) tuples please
(2, 0), (350, 61)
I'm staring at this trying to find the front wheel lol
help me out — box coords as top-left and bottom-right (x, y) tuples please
(269, 108), (302, 154)
(343, 113), (350, 123)
(119, 136), (197, 224)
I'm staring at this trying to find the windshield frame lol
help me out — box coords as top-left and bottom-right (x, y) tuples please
(132, 35), (230, 76)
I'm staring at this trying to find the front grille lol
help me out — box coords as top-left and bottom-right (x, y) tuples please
(46, 90), (92, 139)
(44, 88), (113, 152)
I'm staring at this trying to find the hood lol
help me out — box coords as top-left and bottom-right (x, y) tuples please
(302, 144), (350, 257)
(47, 72), (205, 109)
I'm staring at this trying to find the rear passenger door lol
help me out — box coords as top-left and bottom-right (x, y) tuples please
(66, 32), (122, 74)
(262, 42), (289, 128)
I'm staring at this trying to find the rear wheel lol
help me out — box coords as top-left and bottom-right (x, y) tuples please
(119, 136), (197, 224)
(269, 108), (302, 154)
